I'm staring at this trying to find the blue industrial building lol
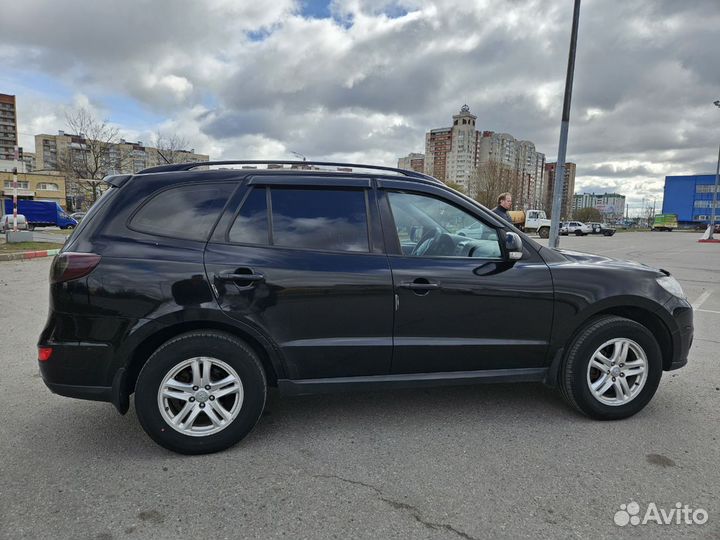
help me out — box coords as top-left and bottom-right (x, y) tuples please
(662, 174), (719, 225)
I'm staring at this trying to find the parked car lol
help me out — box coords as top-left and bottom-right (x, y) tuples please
(38, 160), (693, 454)
(1, 214), (28, 232)
(561, 221), (592, 236)
(588, 222), (601, 234)
(599, 223), (616, 236)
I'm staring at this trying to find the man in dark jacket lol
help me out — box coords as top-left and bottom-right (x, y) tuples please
(492, 192), (513, 222)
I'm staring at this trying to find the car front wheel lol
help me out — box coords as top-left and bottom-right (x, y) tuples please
(135, 331), (267, 454)
(559, 315), (662, 420)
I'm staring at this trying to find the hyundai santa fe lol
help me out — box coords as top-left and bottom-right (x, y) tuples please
(38, 160), (693, 454)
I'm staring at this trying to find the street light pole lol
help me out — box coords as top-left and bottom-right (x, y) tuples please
(709, 100), (720, 240)
(548, 0), (582, 248)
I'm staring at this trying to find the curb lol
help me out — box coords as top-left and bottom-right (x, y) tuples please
(0, 248), (61, 262)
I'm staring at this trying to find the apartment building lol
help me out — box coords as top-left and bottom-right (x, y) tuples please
(397, 152), (425, 173)
(544, 162), (577, 219)
(573, 192), (626, 219)
(0, 94), (18, 161)
(34, 132), (209, 174)
(423, 106), (545, 206)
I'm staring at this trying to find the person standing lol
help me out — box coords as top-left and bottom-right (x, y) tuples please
(492, 192), (513, 223)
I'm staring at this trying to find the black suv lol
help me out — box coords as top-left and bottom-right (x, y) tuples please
(39, 161), (693, 454)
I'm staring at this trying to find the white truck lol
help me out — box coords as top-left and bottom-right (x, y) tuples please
(508, 209), (552, 238)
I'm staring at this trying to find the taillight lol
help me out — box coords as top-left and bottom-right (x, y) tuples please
(38, 347), (53, 362)
(50, 252), (101, 283)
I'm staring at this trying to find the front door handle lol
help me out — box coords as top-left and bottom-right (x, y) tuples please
(216, 270), (265, 282)
(398, 279), (440, 291)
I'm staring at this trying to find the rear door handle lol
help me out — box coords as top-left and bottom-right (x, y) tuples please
(216, 270), (265, 282)
(398, 281), (440, 290)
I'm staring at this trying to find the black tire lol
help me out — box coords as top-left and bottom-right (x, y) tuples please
(538, 227), (549, 239)
(559, 316), (662, 420)
(575, 230), (583, 236)
(135, 331), (267, 454)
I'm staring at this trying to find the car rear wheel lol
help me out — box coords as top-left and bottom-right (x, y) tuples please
(575, 230), (583, 236)
(135, 331), (266, 454)
(559, 315), (662, 420)
(538, 227), (549, 239)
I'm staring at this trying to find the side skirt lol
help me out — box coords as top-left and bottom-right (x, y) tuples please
(278, 368), (548, 396)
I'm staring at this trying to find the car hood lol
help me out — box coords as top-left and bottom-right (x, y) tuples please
(554, 249), (664, 275)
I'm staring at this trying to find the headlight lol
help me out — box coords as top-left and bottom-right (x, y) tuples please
(656, 275), (685, 298)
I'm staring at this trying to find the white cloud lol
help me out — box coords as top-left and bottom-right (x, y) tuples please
(1, 0), (719, 211)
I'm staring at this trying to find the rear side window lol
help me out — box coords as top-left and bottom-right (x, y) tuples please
(130, 183), (234, 241)
(270, 188), (369, 252)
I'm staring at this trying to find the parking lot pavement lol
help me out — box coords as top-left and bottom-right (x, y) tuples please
(0, 232), (718, 539)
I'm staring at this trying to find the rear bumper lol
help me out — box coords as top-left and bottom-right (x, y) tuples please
(38, 340), (129, 414)
(44, 381), (112, 402)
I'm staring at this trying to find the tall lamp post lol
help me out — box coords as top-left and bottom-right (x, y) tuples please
(708, 100), (720, 240)
(548, 0), (582, 248)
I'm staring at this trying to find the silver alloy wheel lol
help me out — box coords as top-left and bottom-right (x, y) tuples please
(157, 357), (244, 437)
(586, 338), (648, 406)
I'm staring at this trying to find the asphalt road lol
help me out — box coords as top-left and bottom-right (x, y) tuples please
(0, 232), (718, 539)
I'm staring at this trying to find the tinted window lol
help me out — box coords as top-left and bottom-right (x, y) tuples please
(131, 183), (233, 241)
(270, 188), (369, 252)
(387, 191), (501, 258)
(228, 188), (269, 244)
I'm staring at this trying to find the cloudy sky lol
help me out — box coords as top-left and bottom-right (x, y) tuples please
(1, 0), (719, 214)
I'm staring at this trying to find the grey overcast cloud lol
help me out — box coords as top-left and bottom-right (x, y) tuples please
(1, 0), (719, 213)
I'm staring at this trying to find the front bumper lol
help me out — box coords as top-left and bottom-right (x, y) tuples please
(661, 295), (693, 371)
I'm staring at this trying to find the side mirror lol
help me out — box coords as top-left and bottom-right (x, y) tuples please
(505, 231), (523, 260)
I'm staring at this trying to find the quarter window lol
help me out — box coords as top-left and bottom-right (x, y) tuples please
(130, 183), (234, 241)
(228, 188), (269, 245)
(270, 188), (369, 252)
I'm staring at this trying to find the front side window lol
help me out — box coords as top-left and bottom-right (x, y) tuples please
(270, 188), (369, 252)
(386, 191), (501, 258)
(130, 183), (234, 241)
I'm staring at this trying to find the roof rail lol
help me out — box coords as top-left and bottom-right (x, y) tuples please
(137, 160), (441, 183)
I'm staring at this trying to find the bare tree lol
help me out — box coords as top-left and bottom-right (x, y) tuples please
(153, 131), (191, 165)
(57, 108), (120, 204)
(574, 207), (602, 222)
(470, 161), (519, 208)
(443, 180), (466, 193)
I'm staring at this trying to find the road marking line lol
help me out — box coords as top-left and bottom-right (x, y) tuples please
(692, 290), (713, 310)
(696, 309), (720, 315)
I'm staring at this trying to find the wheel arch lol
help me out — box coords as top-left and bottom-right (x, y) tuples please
(123, 320), (283, 402)
(546, 304), (674, 387)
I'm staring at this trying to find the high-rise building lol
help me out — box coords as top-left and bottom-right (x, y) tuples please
(397, 152), (425, 173)
(544, 162), (576, 219)
(424, 128), (452, 183)
(423, 106), (545, 207)
(424, 105), (480, 189)
(0, 94), (18, 161)
(35, 132), (209, 174)
(475, 131), (545, 209)
(573, 192), (626, 219)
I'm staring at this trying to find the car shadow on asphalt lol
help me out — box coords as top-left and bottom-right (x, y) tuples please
(24, 382), (577, 458)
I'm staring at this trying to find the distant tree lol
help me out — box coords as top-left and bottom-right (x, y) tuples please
(57, 108), (122, 204)
(444, 181), (465, 193)
(574, 207), (602, 222)
(153, 131), (191, 164)
(470, 161), (519, 208)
